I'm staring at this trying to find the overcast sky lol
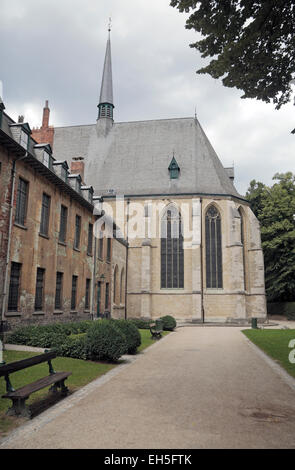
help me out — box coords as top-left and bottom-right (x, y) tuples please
(1, 0), (295, 195)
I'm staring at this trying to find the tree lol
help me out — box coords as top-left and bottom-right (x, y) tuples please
(246, 172), (295, 301)
(170, 0), (295, 109)
(245, 179), (266, 218)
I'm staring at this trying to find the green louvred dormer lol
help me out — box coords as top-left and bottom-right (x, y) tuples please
(168, 156), (180, 180)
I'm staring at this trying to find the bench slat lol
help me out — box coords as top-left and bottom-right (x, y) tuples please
(2, 371), (71, 399)
(0, 351), (57, 378)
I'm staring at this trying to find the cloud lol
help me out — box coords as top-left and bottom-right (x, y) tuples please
(1, 0), (295, 196)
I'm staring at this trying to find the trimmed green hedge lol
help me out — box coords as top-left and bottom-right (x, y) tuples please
(159, 315), (177, 331)
(85, 320), (127, 362)
(111, 319), (141, 354)
(129, 318), (152, 330)
(53, 334), (87, 360)
(7, 321), (93, 348)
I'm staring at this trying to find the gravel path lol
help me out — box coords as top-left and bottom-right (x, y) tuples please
(1, 327), (295, 449)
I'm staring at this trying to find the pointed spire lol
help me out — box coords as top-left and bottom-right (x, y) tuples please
(98, 20), (114, 120)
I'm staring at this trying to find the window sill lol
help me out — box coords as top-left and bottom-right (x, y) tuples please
(14, 223), (28, 231)
(5, 311), (22, 317)
(54, 310), (64, 315)
(84, 309), (90, 313)
(33, 311), (45, 315)
(97, 256), (104, 262)
(70, 311), (78, 314)
(73, 247), (80, 253)
(87, 253), (93, 257)
(39, 233), (49, 240)
(58, 241), (67, 247)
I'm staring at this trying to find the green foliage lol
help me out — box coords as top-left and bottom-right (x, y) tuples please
(85, 320), (128, 362)
(53, 334), (87, 360)
(246, 172), (295, 302)
(7, 324), (67, 348)
(7, 321), (94, 349)
(159, 315), (177, 331)
(129, 318), (152, 330)
(111, 320), (142, 354)
(170, 0), (295, 109)
(267, 302), (295, 320)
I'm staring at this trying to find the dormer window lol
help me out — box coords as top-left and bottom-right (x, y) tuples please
(43, 151), (50, 168)
(61, 165), (68, 182)
(76, 180), (81, 194)
(168, 156), (180, 180)
(20, 130), (29, 150)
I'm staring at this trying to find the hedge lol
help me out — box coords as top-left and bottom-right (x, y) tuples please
(159, 315), (177, 331)
(7, 321), (93, 349)
(85, 320), (127, 362)
(111, 319), (141, 354)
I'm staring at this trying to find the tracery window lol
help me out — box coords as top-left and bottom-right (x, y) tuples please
(205, 205), (223, 289)
(161, 205), (184, 289)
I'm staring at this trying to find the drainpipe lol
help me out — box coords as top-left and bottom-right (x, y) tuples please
(91, 230), (97, 321)
(200, 197), (205, 323)
(1, 153), (28, 323)
(124, 199), (130, 320)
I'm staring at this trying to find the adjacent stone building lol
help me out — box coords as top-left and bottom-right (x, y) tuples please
(0, 101), (127, 328)
(30, 31), (267, 323)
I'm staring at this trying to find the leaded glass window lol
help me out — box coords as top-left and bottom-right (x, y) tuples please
(161, 206), (184, 289)
(71, 275), (78, 310)
(55, 272), (63, 310)
(74, 215), (81, 250)
(35, 268), (45, 311)
(205, 205), (223, 289)
(8, 262), (21, 311)
(15, 178), (28, 226)
(40, 193), (51, 236)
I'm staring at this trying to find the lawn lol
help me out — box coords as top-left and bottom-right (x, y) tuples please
(0, 328), (171, 437)
(0, 350), (116, 438)
(137, 328), (170, 353)
(242, 329), (295, 379)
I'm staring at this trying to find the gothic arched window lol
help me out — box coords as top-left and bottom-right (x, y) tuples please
(238, 207), (247, 291)
(161, 206), (184, 289)
(113, 265), (118, 304)
(205, 205), (223, 289)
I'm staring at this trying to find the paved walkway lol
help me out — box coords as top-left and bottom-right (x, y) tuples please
(1, 327), (295, 449)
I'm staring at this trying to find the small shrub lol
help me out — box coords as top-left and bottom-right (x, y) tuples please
(85, 320), (127, 362)
(159, 315), (177, 331)
(111, 320), (141, 354)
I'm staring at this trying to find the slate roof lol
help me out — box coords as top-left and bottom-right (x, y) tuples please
(53, 117), (244, 200)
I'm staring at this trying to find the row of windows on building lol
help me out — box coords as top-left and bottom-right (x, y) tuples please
(8, 262), (111, 313)
(15, 176), (111, 260)
(160, 205), (245, 290)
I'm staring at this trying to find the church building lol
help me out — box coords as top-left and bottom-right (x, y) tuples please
(33, 30), (267, 323)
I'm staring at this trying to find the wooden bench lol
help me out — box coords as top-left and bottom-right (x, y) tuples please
(150, 321), (163, 340)
(0, 350), (71, 418)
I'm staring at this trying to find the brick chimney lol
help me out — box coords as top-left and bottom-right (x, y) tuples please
(42, 100), (50, 129)
(31, 100), (55, 147)
(71, 157), (85, 182)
